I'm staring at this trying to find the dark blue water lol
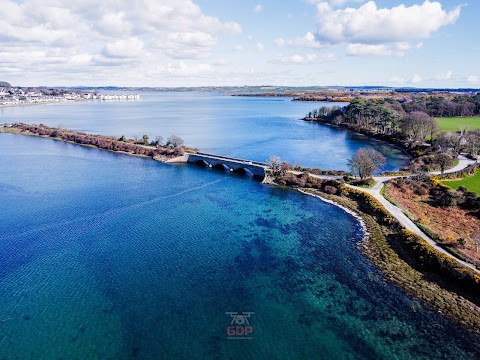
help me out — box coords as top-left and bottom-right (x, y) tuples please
(0, 92), (409, 171)
(0, 134), (478, 359)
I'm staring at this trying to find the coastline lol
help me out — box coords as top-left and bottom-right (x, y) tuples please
(295, 185), (480, 332)
(297, 188), (369, 240)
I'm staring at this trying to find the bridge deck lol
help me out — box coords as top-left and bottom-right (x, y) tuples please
(194, 152), (271, 168)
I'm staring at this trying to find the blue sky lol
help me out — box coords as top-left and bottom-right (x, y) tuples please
(1, 0), (478, 87)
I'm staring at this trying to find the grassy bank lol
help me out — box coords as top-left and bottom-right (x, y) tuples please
(435, 117), (480, 132)
(442, 170), (480, 195)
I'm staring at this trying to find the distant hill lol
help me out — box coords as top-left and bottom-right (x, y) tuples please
(0, 81), (12, 87)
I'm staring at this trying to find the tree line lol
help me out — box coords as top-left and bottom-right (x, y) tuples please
(10, 123), (187, 159)
(306, 96), (480, 160)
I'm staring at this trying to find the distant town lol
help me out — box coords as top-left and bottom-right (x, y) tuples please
(0, 81), (140, 107)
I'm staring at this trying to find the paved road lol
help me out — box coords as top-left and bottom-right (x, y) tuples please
(346, 177), (480, 274)
(430, 154), (476, 175)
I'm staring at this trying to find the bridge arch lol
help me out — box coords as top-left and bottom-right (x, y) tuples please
(213, 163), (231, 171)
(234, 167), (254, 176)
(194, 159), (210, 167)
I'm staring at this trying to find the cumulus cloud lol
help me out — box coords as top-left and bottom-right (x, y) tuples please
(308, 0), (366, 7)
(467, 75), (479, 84)
(436, 70), (453, 80)
(254, 4), (263, 13)
(268, 53), (336, 65)
(0, 0), (242, 82)
(412, 74), (423, 84)
(256, 43), (265, 52)
(274, 32), (324, 49)
(103, 37), (145, 58)
(346, 42), (419, 57)
(150, 61), (214, 77)
(158, 32), (217, 59)
(315, 1), (460, 45)
(389, 76), (406, 84)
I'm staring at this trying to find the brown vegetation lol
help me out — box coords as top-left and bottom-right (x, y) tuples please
(385, 177), (480, 266)
(1, 123), (196, 161)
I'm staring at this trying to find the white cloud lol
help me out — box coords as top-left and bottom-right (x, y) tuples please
(268, 53), (336, 64)
(233, 44), (244, 51)
(315, 1), (461, 45)
(412, 74), (423, 84)
(467, 75), (479, 84)
(346, 42), (418, 57)
(389, 76), (406, 84)
(0, 0), (247, 85)
(254, 4), (263, 13)
(256, 43), (265, 52)
(103, 37), (145, 58)
(158, 32), (217, 59)
(0, 0), (241, 64)
(274, 32), (323, 49)
(436, 70), (452, 80)
(150, 61), (214, 77)
(308, 0), (366, 7)
(347, 44), (393, 56)
(96, 12), (132, 36)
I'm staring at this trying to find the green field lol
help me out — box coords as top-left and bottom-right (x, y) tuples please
(442, 170), (480, 195)
(435, 117), (480, 132)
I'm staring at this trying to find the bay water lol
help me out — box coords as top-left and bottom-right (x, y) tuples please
(0, 94), (478, 359)
(1, 92), (408, 172)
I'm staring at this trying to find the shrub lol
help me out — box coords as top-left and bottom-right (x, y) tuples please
(397, 229), (480, 295)
(323, 185), (337, 195)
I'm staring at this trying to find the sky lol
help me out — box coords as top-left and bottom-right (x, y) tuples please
(1, 0), (478, 88)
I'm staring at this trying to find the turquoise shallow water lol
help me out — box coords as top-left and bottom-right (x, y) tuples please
(0, 92), (409, 171)
(0, 134), (479, 359)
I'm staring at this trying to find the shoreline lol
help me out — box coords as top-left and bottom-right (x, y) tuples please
(297, 188), (369, 240)
(295, 186), (480, 333)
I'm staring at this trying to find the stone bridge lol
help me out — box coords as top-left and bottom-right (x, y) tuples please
(186, 152), (271, 179)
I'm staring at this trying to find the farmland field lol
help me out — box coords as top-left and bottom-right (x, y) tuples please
(435, 117), (480, 132)
(442, 170), (480, 195)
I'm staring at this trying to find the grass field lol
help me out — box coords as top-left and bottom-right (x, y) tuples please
(442, 170), (480, 195)
(435, 117), (480, 132)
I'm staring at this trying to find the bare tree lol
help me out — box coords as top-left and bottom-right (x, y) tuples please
(155, 136), (164, 148)
(166, 135), (184, 148)
(465, 131), (480, 158)
(401, 111), (438, 143)
(268, 155), (282, 174)
(436, 152), (452, 175)
(348, 148), (386, 179)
